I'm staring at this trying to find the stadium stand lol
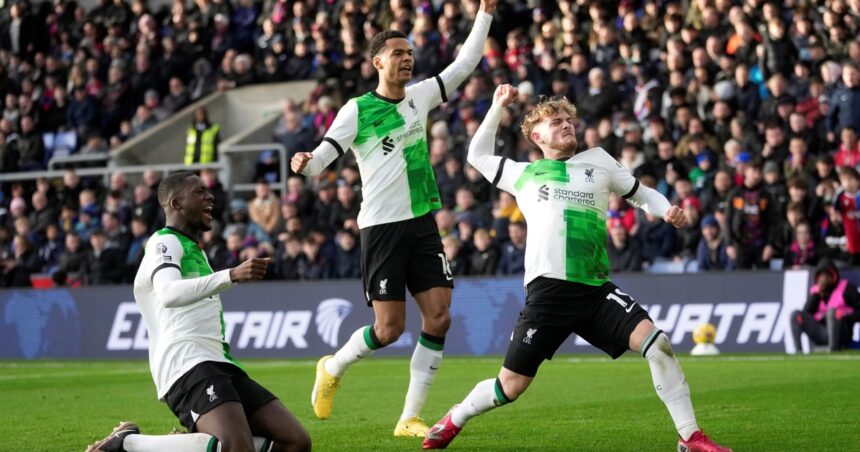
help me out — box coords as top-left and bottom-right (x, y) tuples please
(1, 0), (860, 287)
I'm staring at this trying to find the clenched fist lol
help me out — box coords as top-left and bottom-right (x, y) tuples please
(291, 152), (313, 174)
(229, 258), (271, 282)
(663, 205), (687, 228)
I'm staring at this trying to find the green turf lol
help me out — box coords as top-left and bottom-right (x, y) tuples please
(2, 354), (859, 451)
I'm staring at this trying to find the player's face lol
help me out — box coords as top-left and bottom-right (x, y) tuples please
(375, 38), (413, 86)
(536, 111), (578, 156)
(178, 176), (215, 232)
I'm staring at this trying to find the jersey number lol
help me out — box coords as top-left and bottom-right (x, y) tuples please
(438, 253), (453, 281)
(606, 288), (637, 313)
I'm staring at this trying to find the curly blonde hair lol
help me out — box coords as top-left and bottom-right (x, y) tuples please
(520, 97), (578, 145)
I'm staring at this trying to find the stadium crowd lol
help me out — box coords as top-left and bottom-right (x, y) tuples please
(1, 0), (860, 287)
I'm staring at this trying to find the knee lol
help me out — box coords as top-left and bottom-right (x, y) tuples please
(423, 309), (451, 336)
(290, 430), (312, 452)
(790, 310), (804, 325)
(374, 321), (405, 346)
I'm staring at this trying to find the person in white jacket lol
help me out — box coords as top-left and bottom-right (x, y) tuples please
(423, 86), (732, 452)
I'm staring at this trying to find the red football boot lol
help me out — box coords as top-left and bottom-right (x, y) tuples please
(678, 431), (733, 452)
(422, 406), (462, 449)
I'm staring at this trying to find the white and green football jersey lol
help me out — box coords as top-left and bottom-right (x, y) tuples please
(133, 227), (237, 399)
(318, 79), (447, 229)
(492, 149), (640, 287)
(301, 11), (493, 229)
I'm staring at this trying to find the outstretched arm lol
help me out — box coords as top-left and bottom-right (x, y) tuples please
(153, 257), (270, 308)
(291, 101), (358, 176)
(605, 149), (684, 227)
(468, 84), (516, 186)
(436, 0), (496, 100)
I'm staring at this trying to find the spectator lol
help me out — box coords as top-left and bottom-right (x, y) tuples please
(827, 63), (860, 137)
(311, 181), (337, 235)
(833, 126), (860, 168)
(696, 215), (732, 271)
(330, 182), (359, 231)
(297, 236), (331, 280)
(86, 229), (124, 285)
(9, 234), (40, 282)
(101, 211), (131, 255)
(497, 221), (526, 275)
(273, 104), (314, 156)
(275, 235), (303, 280)
(834, 166), (860, 265)
(248, 180), (280, 238)
(790, 259), (860, 352)
(29, 191), (57, 236)
(130, 105), (158, 136)
(39, 224), (65, 274)
(283, 176), (315, 220)
(184, 107), (220, 166)
(468, 227), (498, 276)
(638, 209), (678, 265)
(577, 67), (616, 124)
(784, 222), (819, 269)
(442, 236), (469, 276)
(606, 218), (643, 272)
(124, 217), (148, 281)
(333, 229), (360, 279)
(13, 116), (45, 170)
(160, 77), (191, 117)
(58, 232), (88, 277)
(453, 186), (492, 230)
(726, 161), (777, 269)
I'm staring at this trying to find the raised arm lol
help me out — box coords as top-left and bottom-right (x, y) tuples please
(436, 0), (496, 99)
(467, 84), (514, 178)
(291, 101), (358, 176)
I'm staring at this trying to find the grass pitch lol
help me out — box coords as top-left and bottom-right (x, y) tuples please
(2, 354), (858, 451)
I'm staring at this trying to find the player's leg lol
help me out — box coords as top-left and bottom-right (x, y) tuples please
(630, 320), (732, 451)
(394, 287), (451, 436)
(396, 215), (455, 436)
(424, 305), (559, 449)
(312, 220), (410, 419)
(629, 320), (699, 440)
(247, 400), (311, 452)
(790, 309), (829, 353)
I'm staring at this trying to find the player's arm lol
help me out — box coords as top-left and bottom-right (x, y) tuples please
(150, 237), (269, 308)
(291, 101), (358, 176)
(467, 84), (520, 194)
(433, 0), (496, 104)
(604, 150), (683, 227)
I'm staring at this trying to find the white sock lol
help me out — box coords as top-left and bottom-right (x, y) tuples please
(451, 378), (512, 427)
(124, 434), (273, 452)
(400, 332), (445, 420)
(642, 329), (699, 441)
(325, 325), (380, 378)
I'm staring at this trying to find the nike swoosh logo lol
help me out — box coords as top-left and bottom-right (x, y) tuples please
(535, 171), (549, 176)
(446, 275), (453, 281)
(625, 302), (638, 313)
(373, 119), (385, 126)
(429, 366), (439, 370)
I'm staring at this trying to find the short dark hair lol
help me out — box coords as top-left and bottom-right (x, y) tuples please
(157, 171), (197, 207)
(838, 165), (860, 181)
(369, 30), (407, 57)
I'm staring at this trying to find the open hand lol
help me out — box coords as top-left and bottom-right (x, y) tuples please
(291, 152), (313, 174)
(229, 258), (271, 282)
